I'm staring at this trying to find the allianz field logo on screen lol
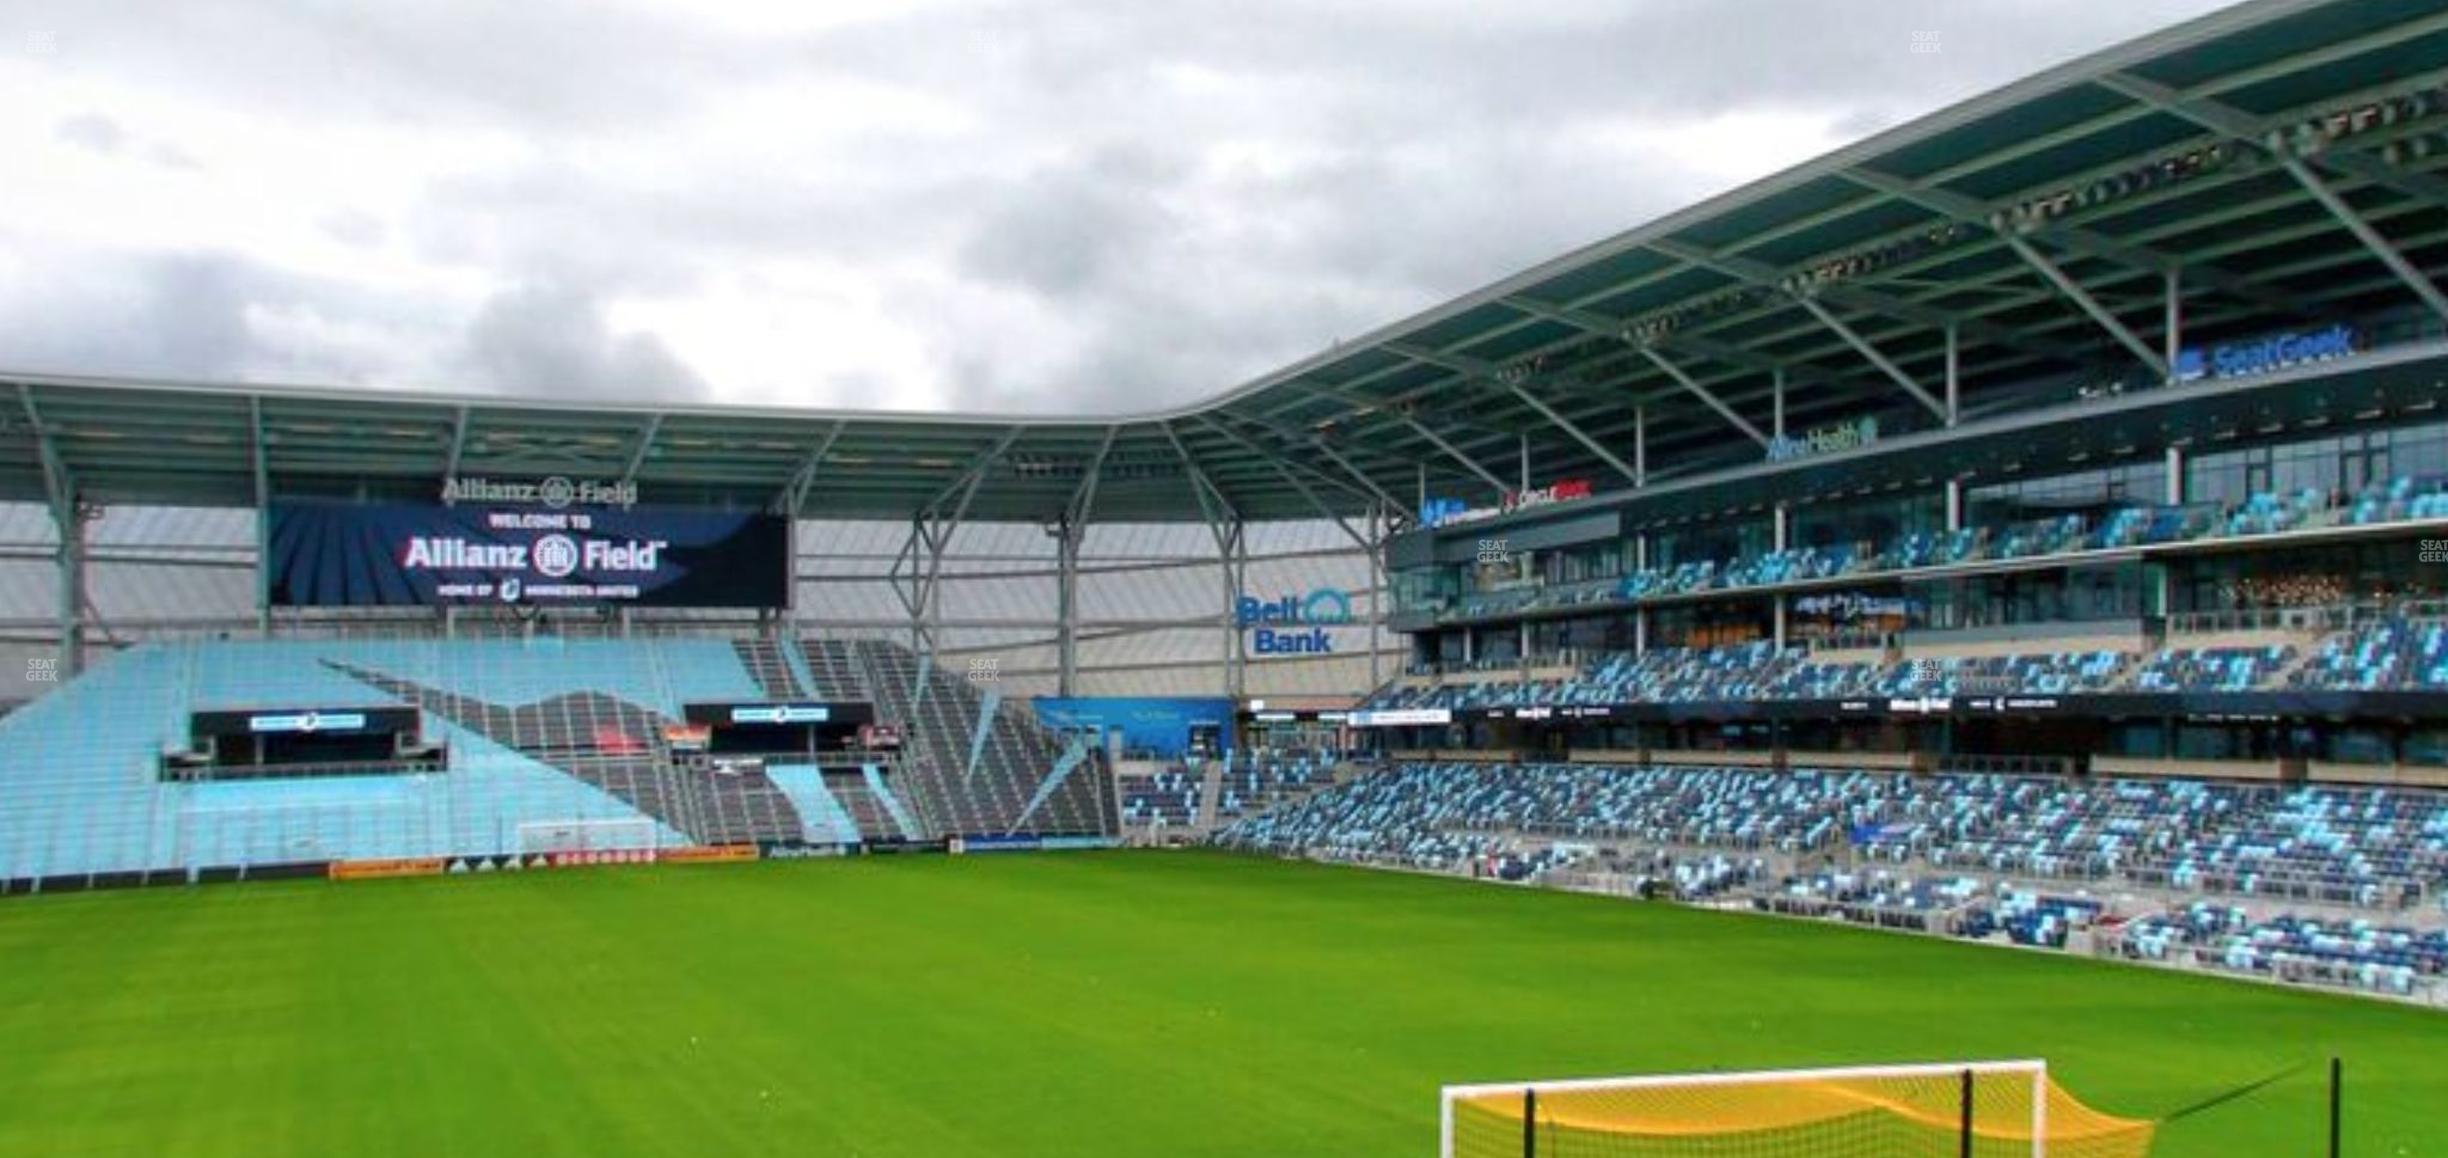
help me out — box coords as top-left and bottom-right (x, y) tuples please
(1236, 588), (1354, 655)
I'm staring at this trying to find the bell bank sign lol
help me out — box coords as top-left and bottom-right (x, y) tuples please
(1237, 588), (1354, 655)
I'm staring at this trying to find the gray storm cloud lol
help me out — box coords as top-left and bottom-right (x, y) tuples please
(0, 0), (2233, 413)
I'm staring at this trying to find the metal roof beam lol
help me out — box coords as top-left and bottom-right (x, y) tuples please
(1384, 339), (1650, 482)
(779, 419), (848, 516)
(2096, 70), (2448, 325)
(1379, 340), (1488, 380)
(912, 433), (1011, 635)
(619, 414), (663, 483)
(1788, 296), (1950, 420)
(1191, 414), (1378, 509)
(1304, 433), (1408, 518)
(1191, 416), (1371, 554)
(1158, 422), (1237, 551)
(2097, 71), (2448, 205)
(1064, 424), (1121, 526)
(1637, 348), (1768, 446)
(1503, 381), (1642, 486)
(1500, 297), (1903, 424)
(15, 386), (72, 519)
(1271, 378), (1512, 498)
(1999, 235), (2171, 378)
(248, 395), (268, 509)
(916, 426), (1023, 519)
(2285, 160), (2448, 327)
(442, 405), (471, 480)
(1839, 165), (2310, 321)
(1209, 409), (1428, 508)
(1398, 412), (1512, 495)
(1645, 235), (2082, 375)
(1648, 236), (1957, 329)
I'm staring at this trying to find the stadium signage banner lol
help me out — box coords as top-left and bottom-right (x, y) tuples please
(1031, 697), (1235, 758)
(2172, 323), (2357, 383)
(1237, 587), (1354, 655)
(247, 710), (370, 734)
(441, 474), (638, 509)
(328, 857), (449, 881)
(659, 845), (760, 865)
(1420, 477), (1595, 528)
(190, 707), (424, 739)
(1346, 707), (1452, 727)
(730, 704), (829, 725)
(1766, 416), (1879, 463)
(682, 702), (875, 727)
(267, 500), (790, 608)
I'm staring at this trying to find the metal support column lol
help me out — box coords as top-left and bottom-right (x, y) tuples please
(1943, 323), (1960, 427)
(55, 499), (86, 679)
(1367, 508), (1384, 691)
(1056, 517), (1080, 696)
(1633, 534), (1650, 660)
(2163, 267), (2183, 384)
(1633, 405), (1647, 486)
(1772, 370), (1786, 442)
(1224, 519), (1247, 699)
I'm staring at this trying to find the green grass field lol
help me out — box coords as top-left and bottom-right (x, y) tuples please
(0, 851), (2438, 1157)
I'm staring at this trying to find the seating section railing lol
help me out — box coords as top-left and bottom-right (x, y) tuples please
(2112, 904), (2447, 998)
(1372, 611), (2448, 710)
(1215, 761), (2448, 994)
(847, 639), (1109, 839)
(1411, 478), (2448, 626)
(0, 635), (1117, 883)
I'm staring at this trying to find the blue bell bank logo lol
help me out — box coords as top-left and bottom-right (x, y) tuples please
(1236, 588), (1351, 655)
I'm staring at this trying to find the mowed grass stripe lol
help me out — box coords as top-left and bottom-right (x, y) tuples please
(0, 851), (2436, 1157)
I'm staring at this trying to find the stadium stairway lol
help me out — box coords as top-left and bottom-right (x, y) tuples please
(800, 637), (872, 702)
(0, 636), (1037, 881)
(849, 639), (1111, 838)
(862, 764), (921, 839)
(730, 638), (810, 700)
(332, 661), (808, 849)
(761, 764), (863, 845)
(823, 766), (912, 842)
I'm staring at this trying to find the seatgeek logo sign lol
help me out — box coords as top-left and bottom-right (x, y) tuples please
(1236, 588), (1354, 655)
(2173, 323), (2357, 383)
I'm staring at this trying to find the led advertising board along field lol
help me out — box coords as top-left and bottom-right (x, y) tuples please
(265, 500), (791, 608)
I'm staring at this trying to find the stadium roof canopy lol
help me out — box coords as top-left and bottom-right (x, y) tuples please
(5, 0), (2446, 526)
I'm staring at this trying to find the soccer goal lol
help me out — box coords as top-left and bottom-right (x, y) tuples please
(514, 817), (660, 855)
(1439, 1059), (2156, 1157)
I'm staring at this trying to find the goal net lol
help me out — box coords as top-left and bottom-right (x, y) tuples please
(1441, 1060), (2155, 1157)
(514, 817), (660, 855)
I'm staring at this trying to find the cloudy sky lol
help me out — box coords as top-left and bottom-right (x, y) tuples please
(0, 0), (2233, 415)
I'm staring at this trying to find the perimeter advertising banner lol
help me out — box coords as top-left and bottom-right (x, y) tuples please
(267, 500), (790, 608)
